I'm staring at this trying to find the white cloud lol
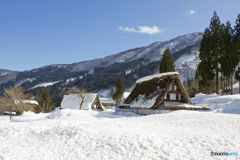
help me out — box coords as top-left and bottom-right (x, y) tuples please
(118, 25), (168, 35)
(186, 10), (196, 15)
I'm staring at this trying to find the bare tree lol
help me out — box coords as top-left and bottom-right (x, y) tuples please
(0, 87), (30, 119)
(67, 87), (87, 110)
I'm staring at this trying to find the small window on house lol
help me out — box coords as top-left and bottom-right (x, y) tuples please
(170, 85), (172, 90)
(174, 86), (177, 91)
(170, 93), (176, 100)
(179, 94), (181, 100)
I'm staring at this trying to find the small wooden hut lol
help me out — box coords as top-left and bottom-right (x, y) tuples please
(119, 72), (210, 115)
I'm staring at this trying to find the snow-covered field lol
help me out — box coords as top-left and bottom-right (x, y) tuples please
(1, 107), (240, 160)
(191, 94), (240, 114)
(1, 94), (240, 159)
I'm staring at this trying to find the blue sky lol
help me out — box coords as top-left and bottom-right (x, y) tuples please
(1, 0), (240, 71)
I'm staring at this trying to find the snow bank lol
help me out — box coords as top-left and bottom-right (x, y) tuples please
(191, 94), (240, 114)
(1, 109), (240, 160)
(136, 72), (179, 83)
(194, 92), (206, 98)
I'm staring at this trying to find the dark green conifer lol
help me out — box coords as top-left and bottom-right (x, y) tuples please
(234, 14), (240, 93)
(113, 76), (125, 104)
(159, 48), (175, 73)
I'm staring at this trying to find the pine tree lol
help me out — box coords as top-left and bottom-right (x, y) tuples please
(198, 11), (223, 94)
(219, 21), (237, 94)
(209, 11), (222, 94)
(159, 48), (175, 73)
(113, 76), (125, 104)
(234, 14), (240, 94)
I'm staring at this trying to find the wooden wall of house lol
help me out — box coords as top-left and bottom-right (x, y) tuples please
(102, 103), (114, 106)
(164, 81), (186, 102)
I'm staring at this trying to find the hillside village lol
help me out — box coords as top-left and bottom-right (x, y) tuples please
(1, 7), (240, 160)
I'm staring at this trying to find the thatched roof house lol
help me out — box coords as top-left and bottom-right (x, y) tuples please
(61, 93), (105, 111)
(122, 72), (209, 111)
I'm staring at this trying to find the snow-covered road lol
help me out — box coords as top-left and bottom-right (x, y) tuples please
(0, 109), (239, 160)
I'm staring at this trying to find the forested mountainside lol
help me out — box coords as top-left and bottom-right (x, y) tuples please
(0, 32), (202, 99)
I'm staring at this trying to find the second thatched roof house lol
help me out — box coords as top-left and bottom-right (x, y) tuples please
(61, 93), (105, 111)
(119, 72), (209, 114)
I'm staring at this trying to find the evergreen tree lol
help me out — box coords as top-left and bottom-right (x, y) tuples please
(219, 21), (237, 94)
(234, 14), (240, 93)
(208, 11), (222, 94)
(197, 27), (215, 94)
(159, 48), (175, 73)
(198, 11), (222, 94)
(113, 76), (125, 104)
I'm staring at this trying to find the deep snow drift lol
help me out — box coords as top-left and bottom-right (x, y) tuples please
(0, 109), (240, 160)
(191, 94), (240, 114)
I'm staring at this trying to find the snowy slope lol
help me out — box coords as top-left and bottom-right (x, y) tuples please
(0, 109), (239, 160)
(30, 81), (60, 89)
(191, 94), (240, 114)
(69, 32), (203, 72)
(175, 47), (200, 82)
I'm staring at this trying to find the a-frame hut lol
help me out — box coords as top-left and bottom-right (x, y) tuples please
(119, 72), (209, 114)
(61, 93), (105, 111)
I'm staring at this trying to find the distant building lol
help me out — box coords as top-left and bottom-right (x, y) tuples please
(61, 93), (105, 111)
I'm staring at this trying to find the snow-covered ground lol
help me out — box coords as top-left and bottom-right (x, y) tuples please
(191, 94), (240, 114)
(0, 108), (240, 160)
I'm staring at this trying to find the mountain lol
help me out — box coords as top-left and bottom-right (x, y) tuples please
(0, 69), (19, 77)
(0, 32), (203, 98)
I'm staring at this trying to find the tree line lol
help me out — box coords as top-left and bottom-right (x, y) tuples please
(196, 11), (240, 95)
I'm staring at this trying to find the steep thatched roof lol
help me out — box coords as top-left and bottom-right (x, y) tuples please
(124, 72), (192, 109)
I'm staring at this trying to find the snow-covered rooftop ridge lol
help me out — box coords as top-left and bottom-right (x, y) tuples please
(100, 98), (113, 103)
(14, 100), (39, 105)
(61, 93), (101, 110)
(136, 72), (179, 84)
(123, 92), (131, 99)
(22, 100), (39, 105)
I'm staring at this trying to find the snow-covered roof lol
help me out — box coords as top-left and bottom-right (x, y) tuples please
(100, 98), (114, 103)
(22, 100), (39, 105)
(136, 72), (179, 84)
(14, 100), (39, 105)
(3, 111), (17, 115)
(61, 93), (100, 110)
(130, 95), (158, 108)
(123, 92), (130, 99)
